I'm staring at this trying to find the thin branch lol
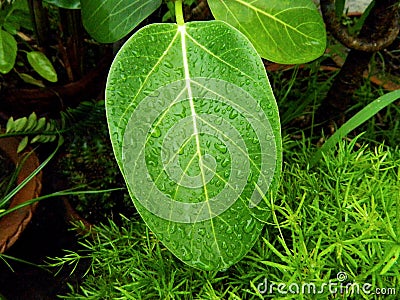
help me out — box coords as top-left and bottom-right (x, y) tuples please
(320, 0), (399, 52)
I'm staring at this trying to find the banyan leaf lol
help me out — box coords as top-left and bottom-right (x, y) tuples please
(27, 51), (58, 82)
(0, 29), (17, 74)
(80, 0), (162, 43)
(44, 0), (81, 9)
(106, 21), (282, 270)
(207, 0), (327, 64)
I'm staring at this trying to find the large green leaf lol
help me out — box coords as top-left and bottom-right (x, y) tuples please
(80, 0), (162, 43)
(208, 0), (326, 64)
(0, 29), (17, 74)
(106, 21), (282, 270)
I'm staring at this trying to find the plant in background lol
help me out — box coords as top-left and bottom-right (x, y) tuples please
(51, 137), (400, 299)
(0, 0), (58, 83)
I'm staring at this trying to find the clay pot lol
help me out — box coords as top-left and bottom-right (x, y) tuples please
(0, 137), (42, 253)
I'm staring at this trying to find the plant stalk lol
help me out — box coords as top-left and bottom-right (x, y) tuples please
(175, 0), (184, 26)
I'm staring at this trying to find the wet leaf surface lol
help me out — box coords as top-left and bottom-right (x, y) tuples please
(106, 21), (282, 270)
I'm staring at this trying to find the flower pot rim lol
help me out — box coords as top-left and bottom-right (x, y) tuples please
(0, 136), (42, 253)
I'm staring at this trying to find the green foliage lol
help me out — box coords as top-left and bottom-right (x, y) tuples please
(53, 138), (400, 299)
(17, 72), (45, 87)
(0, 0), (32, 33)
(0, 0), (29, 74)
(3, 112), (58, 152)
(0, 29), (16, 73)
(26, 51), (58, 82)
(0, 137), (62, 215)
(106, 19), (282, 270)
(208, 0), (326, 64)
(80, 0), (162, 43)
(0, 101), (108, 154)
(311, 89), (400, 166)
(0, 0), (57, 80)
(58, 102), (132, 223)
(99, 0), (328, 270)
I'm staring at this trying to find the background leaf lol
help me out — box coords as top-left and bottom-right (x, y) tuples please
(80, 0), (162, 43)
(27, 51), (58, 82)
(208, 0), (326, 64)
(106, 21), (282, 270)
(44, 0), (81, 9)
(0, 29), (17, 74)
(18, 73), (45, 87)
(1, 0), (33, 33)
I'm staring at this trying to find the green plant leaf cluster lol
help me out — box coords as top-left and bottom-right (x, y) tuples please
(0, 0), (30, 73)
(79, 0), (326, 65)
(0, 0), (57, 81)
(51, 138), (400, 298)
(0, 100), (106, 154)
(4, 112), (58, 152)
(311, 89), (400, 166)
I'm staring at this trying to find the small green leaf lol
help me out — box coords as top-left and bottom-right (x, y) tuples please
(27, 51), (58, 82)
(6, 117), (15, 132)
(0, 29), (17, 74)
(380, 245), (400, 275)
(18, 72), (45, 87)
(25, 112), (38, 131)
(17, 136), (29, 153)
(34, 117), (47, 131)
(208, 0), (327, 64)
(14, 116), (28, 131)
(106, 21), (282, 270)
(44, 0), (80, 9)
(80, 0), (162, 43)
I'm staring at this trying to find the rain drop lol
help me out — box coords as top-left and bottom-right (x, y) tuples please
(243, 218), (256, 233)
(221, 158), (230, 168)
(229, 109), (239, 119)
(181, 246), (193, 261)
(151, 127), (161, 138)
(214, 142), (227, 154)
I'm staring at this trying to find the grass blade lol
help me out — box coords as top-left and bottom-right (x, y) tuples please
(310, 89), (400, 167)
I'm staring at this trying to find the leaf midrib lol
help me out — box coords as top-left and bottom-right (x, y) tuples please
(180, 24), (225, 261)
(179, 24), (210, 206)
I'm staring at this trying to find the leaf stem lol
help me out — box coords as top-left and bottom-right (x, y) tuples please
(175, 0), (184, 26)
